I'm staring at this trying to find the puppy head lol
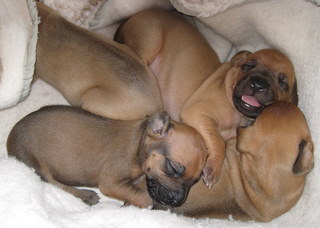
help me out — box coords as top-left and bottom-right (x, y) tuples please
(236, 101), (313, 221)
(141, 112), (207, 207)
(230, 49), (298, 119)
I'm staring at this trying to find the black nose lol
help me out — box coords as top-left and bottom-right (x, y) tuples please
(250, 76), (270, 92)
(146, 178), (186, 207)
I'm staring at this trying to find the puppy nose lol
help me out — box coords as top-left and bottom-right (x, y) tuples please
(250, 76), (270, 92)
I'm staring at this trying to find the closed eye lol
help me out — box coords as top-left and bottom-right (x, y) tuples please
(241, 59), (257, 72)
(278, 72), (289, 91)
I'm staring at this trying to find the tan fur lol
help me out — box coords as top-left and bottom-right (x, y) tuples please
(163, 102), (314, 222)
(115, 9), (221, 121)
(7, 106), (207, 208)
(181, 49), (298, 186)
(35, 3), (162, 121)
(115, 10), (298, 187)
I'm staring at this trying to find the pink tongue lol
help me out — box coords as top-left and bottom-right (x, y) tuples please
(241, 95), (261, 107)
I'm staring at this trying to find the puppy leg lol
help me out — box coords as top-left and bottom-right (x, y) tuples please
(181, 113), (225, 187)
(201, 122), (226, 188)
(115, 20), (162, 67)
(39, 166), (100, 205)
(80, 87), (159, 120)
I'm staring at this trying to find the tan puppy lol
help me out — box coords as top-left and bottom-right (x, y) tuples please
(115, 10), (298, 186)
(7, 105), (207, 208)
(158, 102), (314, 222)
(35, 3), (162, 121)
(181, 49), (298, 186)
(115, 9), (221, 121)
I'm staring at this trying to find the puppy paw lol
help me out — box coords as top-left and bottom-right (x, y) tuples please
(80, 189), (100, 206)
(202, 162), (221, 188)
(122, 201), (132, 207)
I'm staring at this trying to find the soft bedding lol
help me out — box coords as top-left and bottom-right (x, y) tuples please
(0, 0), (319, 227)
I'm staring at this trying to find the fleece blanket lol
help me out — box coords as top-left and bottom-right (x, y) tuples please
(0, 0), (38, 109)
(0, 0), (319, 227)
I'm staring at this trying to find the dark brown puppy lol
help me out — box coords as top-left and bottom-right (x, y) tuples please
(7, 106), (207, 208)
(159, 102), (314, 222)
(115, 9), (298, 187)
(35, 3), (162, 121)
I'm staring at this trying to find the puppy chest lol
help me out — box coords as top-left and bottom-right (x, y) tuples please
(218, 116), (241, 140)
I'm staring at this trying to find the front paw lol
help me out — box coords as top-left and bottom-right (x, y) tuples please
(80, 189), (100, 205)
(202, 160), (222, 188)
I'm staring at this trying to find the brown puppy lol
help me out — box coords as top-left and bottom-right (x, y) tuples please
(115, 11), (298, 186)
(181, 49), (298, 186)
(35, 3), (162, 121)
(158, 102), (314, 222)
(7, 105), (207, 208)
(115, 9), (220, 121)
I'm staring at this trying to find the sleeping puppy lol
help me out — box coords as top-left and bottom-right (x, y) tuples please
(7, 106), (207, 208)
(35, 3), (163, 121)
(158, 101), (314, 222)
(115, 9), (298, 187)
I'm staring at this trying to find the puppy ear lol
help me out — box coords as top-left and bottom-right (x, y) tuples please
(293, 138), (314, 175)
(147, 111), (171, 138)
(231, 50), (252, 66)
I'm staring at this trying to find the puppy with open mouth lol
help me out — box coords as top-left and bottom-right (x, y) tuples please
(157, 101), (314, 222)
(231, 50), (298, 118)
(181, 49), (298, 186)
(7, 106), (207, 208)
(115, 10), (298, 187)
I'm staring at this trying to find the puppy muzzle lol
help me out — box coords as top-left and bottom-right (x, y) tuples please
(146, 178), (187, 207)
(233, 74), (274, 118)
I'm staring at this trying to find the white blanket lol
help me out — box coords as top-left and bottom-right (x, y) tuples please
(0, 0), (38, 109)
(0, 0), (319, 227)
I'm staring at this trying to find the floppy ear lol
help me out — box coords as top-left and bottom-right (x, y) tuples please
(293, 138), (314, 175)
(230, 50), (252, 66)
(147, 111), (171, 138)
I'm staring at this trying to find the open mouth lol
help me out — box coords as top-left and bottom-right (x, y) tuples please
(233, 94), (264, 118)
(241, 95), (262, 108)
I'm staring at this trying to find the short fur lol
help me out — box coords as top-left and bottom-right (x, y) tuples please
(115, 10), (298, 187)
(158, 102), (314, 222)
(7, 106), (207, 208)
(115, 9), (221, 121)
(35, 3), (162, 121)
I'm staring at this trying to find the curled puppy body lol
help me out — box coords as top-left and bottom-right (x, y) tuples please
(115, 9), (221, 121)
(115, 10), (298, 187)
(158, 101), (314, 222)
(35, 3), (162, 121)
(7, 106), (207, 208)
